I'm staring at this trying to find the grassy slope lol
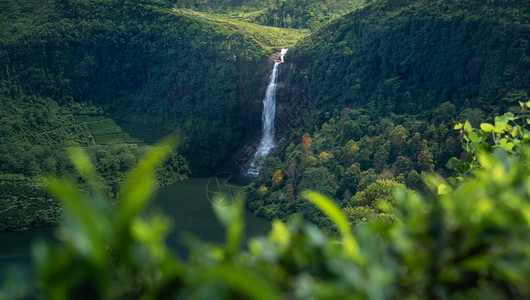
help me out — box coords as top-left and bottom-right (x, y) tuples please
(172, 0), (366, 30)
(175, 8), (310, 51)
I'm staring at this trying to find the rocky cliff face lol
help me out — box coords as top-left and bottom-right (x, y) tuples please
(223, 53), (314, 173)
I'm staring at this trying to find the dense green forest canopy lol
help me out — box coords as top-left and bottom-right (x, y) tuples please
(289, 0), (529, 111)
(1, 0), (530, 297)
(246, 0), (530, 225)
(0, 0), (268, 171)
(0, 0), (528, 249)
(0, 0), (276, 230)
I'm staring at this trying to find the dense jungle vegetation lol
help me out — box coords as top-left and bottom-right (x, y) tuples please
(0, 0), (289, 230)
(1, 0), (530, 297)
(246, 0), (530, 226)
(4, 113), (530, 298)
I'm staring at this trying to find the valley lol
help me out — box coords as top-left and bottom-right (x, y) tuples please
(0, 0), (529, 298)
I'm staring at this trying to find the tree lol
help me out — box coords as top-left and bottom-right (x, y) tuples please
(301, 132), (313, 155)
(318, 151), (333, 165)
(405, 169), (421, 190)
(417, 139), (434, 172)
(350, 180), (403, 210)
(272, 170), (283, 186)
(431, 101), (456, 126)
(391, 125), (408, 153)
(373, 141), (390, 172)
(341, 139), (359, 164)
(298, 167), (333, 196)
(392, 156), (411, 174)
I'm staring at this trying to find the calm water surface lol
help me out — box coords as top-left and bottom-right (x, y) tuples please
(0, 178), (270, 281)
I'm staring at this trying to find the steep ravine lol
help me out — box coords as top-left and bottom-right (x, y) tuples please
(223, 50), (311, 173)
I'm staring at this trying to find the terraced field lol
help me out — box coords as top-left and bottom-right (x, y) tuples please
(73, 115), (169, 145)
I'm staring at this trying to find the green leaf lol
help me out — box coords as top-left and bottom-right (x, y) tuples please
(67, 147), (105, 192)
(464, 120), (472, 132)
(197, 265), (282, 300)
(446, 157), (463, 171)
(467, 131), (479, 143)
(494, 122), (508, 133)
(212, 196), (244, 255)
(499, 139), (514, 151)
(469, 142), (479, 152)
(495, 114), (509, 124)
(44, 178), (108, 264)
(269, 220), (290, 251)
(68, 147), (97, 180)
(303, 191), (362, 262)
(454, 123), (463, 130)
(437, 184), (451, 195)
(131, 217), (172, 261)
(116, 136), (177, 227)
(480, 123), (495, 132)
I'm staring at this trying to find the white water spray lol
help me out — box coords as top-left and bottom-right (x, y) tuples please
(280, 48), (287, 62)
(248, 48), (287, 175)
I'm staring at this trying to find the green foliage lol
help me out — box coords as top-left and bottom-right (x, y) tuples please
(176, 8), (309, 50)
(4, 133), (530, 298)
(345, 205), (396, 227)
(248, 0), (365, 30)
(0, 176), (62, 231)
(303, 191), (361, 260)
(0, 127), (189, 231)
(449, 105), (530, 179)
(0, 0), (269, 175)
(351, 180), (400, 210)
(0, 0), (271, 230)
(34, 138), (179, 298)
(246, 107), (457, 225)
(343, 180), (402, 227)
(172, 0), (365, 30)
(287, 0), (529, 112)
(247, 0), (529, 224)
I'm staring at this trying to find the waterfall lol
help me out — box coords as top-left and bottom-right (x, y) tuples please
(280, 48), (287, 62)
(248, 48), (287, 175)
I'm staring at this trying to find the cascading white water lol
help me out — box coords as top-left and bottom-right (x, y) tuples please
(248, 48), (288, 175)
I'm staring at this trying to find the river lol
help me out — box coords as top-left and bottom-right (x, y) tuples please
(0, 178), (270, 281)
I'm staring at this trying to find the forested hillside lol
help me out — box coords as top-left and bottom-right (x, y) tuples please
(10, 111), (530, 299)
(0, 0), (272, 170)
(2, 0), (530, 298)
(0, 0), (528, 234)
(246, 0), (530, 226)
(0, 0), (278, 230)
